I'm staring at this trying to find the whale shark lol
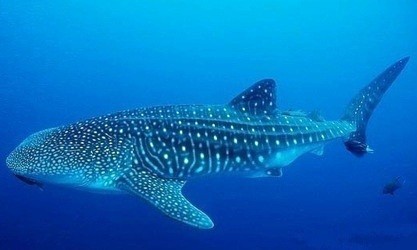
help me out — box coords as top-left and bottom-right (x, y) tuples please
(6, 57), (409, 229)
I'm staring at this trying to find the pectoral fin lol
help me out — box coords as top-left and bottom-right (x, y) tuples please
(116, 168), (214, 229)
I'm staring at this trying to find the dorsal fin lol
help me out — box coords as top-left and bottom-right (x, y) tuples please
(229, 79), (276, 115)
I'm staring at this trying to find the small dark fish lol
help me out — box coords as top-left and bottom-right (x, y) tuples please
(14, 174), (44, 191)
(383, 176), (404, 195)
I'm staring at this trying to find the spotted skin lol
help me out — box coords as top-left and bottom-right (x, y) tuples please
(6, 57), (409, 229)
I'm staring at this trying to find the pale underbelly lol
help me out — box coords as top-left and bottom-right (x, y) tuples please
(269, 142), (326, 167)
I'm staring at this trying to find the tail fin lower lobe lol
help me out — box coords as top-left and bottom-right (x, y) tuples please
(341, 57), (410, 156)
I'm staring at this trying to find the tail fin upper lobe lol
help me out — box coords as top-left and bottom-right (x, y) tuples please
(342, 57), (410, 156)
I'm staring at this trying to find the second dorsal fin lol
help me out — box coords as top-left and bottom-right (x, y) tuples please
(229, 79), (276, 115)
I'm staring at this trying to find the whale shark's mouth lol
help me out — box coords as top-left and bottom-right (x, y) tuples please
(14, 174), (44, 190)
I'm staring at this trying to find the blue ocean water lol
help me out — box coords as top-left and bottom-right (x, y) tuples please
(1, 1), (417, 249)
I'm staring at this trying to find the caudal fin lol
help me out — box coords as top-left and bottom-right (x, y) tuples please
(342, 57), (410, 156)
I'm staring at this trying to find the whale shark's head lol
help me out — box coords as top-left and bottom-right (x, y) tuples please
(6, 128), (64, 184)
(7, 122), (129, 190)
(6, 127), (101, 188)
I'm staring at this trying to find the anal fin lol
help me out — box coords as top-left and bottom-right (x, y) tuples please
(311, 146), (324, 156)
(249, 167), (283, 178)
(117, 168), (213, 229)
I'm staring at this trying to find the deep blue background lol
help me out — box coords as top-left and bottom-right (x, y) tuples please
(1, 1), (417, 249)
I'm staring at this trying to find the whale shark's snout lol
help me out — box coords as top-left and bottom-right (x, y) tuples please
(7, 140), (36, 176)
(6, 128), (60, 178)
(6, 149), (24, 175)
(6, 124), (126, 191)
(7, 138), (46, 189)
